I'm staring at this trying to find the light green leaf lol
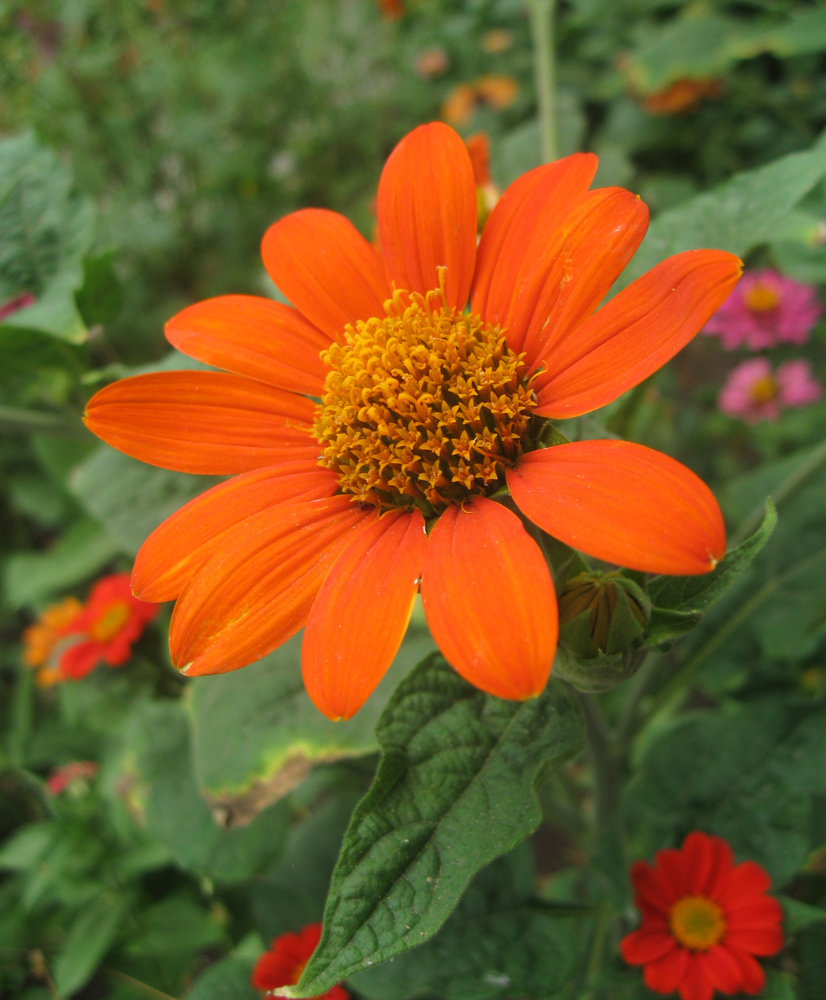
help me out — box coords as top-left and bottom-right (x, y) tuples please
(183, 957), (258, 1000)
(54, 892), (132, 997)
(3, 518), (120, 609)
(781, 896), (826, 935)
(189, 626), (435, 823)
(626, 699), (826, 884)
(621, 146), (826, 288)
(626, 14), (739, 92)
(287, 654), (585, 997)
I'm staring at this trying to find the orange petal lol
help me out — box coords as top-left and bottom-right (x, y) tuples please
(302, 509), (427, 720)
(83, 372), (318, 475)
(470, 153), (598, 346)
(516, 188), (649, 369)
(377, 122), (477, 309)
(133, 461), (337, 603)
(535, 250), (743, 418)
(165, 295), (330, 395)
(508, 442), (726, 575)
(170, 496), (369, 676)
(261, 208), (391, 340)
(421, 497), (557, 700)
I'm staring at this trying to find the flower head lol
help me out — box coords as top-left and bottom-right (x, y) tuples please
(413, 46), (449, 79)
(441, 75), (519, 126)
(252, 924), (348, 999)
(621, 832), (783, 1000)
(704, 268), (822, 350)
(84, 123), (739, 720)
(480, 29), (513, 54)
(642, 78), (722, 115)
(719, 357), (823, 422)
(59, 573), (160, 680)
(46, 761), (99, 796)
(378, 0), (405, 19)
(23, 596), (84, 686)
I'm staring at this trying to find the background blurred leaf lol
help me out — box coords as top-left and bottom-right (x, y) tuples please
(188, 626), (435, 822)
(182, 957), (258, 1000)
(290, 655), (584, 998)
(53, 892), (132, 997)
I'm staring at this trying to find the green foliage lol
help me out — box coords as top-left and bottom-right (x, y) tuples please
(289, 655), (585, 997)
(54, 892), (133, 997)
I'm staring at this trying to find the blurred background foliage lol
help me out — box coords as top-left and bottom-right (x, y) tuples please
(2, 0), (826, 998)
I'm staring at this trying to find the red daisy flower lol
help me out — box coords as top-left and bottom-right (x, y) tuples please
(83, 123), (740, 720)
(621, 832), (784, 1000)
(251, 924), (348, 998)
(59, 572), (160, 680)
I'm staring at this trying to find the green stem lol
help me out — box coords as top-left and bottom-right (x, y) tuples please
(577, 691), (619, 834)
(0, 405), (82, 436)
(731, 437), (826, 547)
(579, 900), (612, 1000)
(528, 0), (558, 163)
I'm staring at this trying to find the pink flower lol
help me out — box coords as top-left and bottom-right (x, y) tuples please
(719, 358), (823, 423)
(46, 761), (99, 796)
(703, 269), (822, 350)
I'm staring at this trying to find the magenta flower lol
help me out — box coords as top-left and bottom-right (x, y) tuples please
(704, 269), (822, 350)
(719, 358), (823, 422)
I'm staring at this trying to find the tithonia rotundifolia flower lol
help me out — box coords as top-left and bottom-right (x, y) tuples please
(84, 123), (740, 720)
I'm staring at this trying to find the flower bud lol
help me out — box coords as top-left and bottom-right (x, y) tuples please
(554, 571), (650, 692)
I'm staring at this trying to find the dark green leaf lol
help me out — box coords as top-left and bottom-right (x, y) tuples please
(352, 845), (580, 1000)
(626, 700), (826, 884)
(183, 958), (258, 1000)
(288, 654), (585, 997)
(75, 250), (124, 327)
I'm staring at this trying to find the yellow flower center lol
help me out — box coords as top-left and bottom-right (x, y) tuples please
(90, 600), (132, 643)
(744, 283), (779, 313)
(314, 272), (538, 515)
(669, 896), (727, 951)
(749, 374), (778, 405)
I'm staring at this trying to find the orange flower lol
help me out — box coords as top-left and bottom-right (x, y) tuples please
(378, 0), (404, 19)
(84, 123), (739, 720)
(480, 28), (513, 54)
(23, 596), (83, 685)
(643, 78), (722, 115)
(465, 132), (500, 229)
(59, 573), (160, 680)
(252, 924), (348, 998)
(621, 832), (783, 999)
(442, 75), (519, 125)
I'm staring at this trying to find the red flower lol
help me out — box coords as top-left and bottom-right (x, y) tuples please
(83, 123), (739, 720)
(621, 832), (784, 1000)
(59, 573), (160, 680)
(251, 924), (348, 998)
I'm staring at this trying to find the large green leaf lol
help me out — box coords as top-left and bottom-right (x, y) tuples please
(621, 146), (826, 288)
(128, 701), (291, 882)
(70, 445), (219, 557)
(286, 654), (585, 997)
(183, 958), (258, 1000)
(352, 845), (580, 1000)
(626, 699), (826, 885)
(188, 626), (435, 824)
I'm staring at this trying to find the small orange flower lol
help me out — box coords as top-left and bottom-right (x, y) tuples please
(252, 924), (348, 999)
(442, 75), (519, 125)
(378, 0), (404, 19)
(23, 596), (83, 685)
(413, 46), (449, 79)
(480, 28), (514, 54)
(59, 573), (160, 680)
(84, 123), (739, 720)
(643, 78), (722, 115)
(621, 832), (783, 1000)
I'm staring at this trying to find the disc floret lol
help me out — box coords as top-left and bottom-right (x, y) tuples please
(314, 271), (538, 514)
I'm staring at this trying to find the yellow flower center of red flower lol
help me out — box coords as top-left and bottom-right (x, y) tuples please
(314, 272), (537, 515)
(669, 896), (726, 951)
(749, 374), (778, 405)
(744, 283), (780, 313)
(89, 600), (132, 643)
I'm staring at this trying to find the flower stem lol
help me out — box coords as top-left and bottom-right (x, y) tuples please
(528, 0), (559, 163)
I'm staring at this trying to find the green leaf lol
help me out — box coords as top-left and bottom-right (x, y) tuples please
(781, 896), (826, 935)
(53, 892), (132, 997)
(287, 654), (585, 997)
(646, 501), (776, 638)
(128, 701), (291, 882)
(3, 518), (121, 609)
(0, 822), (57, 871)
(621, 146), (826, 288)
(189, 626), (435, 823)
(122, 897), (227, 958)
(626, 13), (739, 92)
(626, 699), (826, 884)
(70, 445), (219, 557)
(352, 845), (580, 1000)
(75, 250), (124, 327)
(183, 957), (258, 1000)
